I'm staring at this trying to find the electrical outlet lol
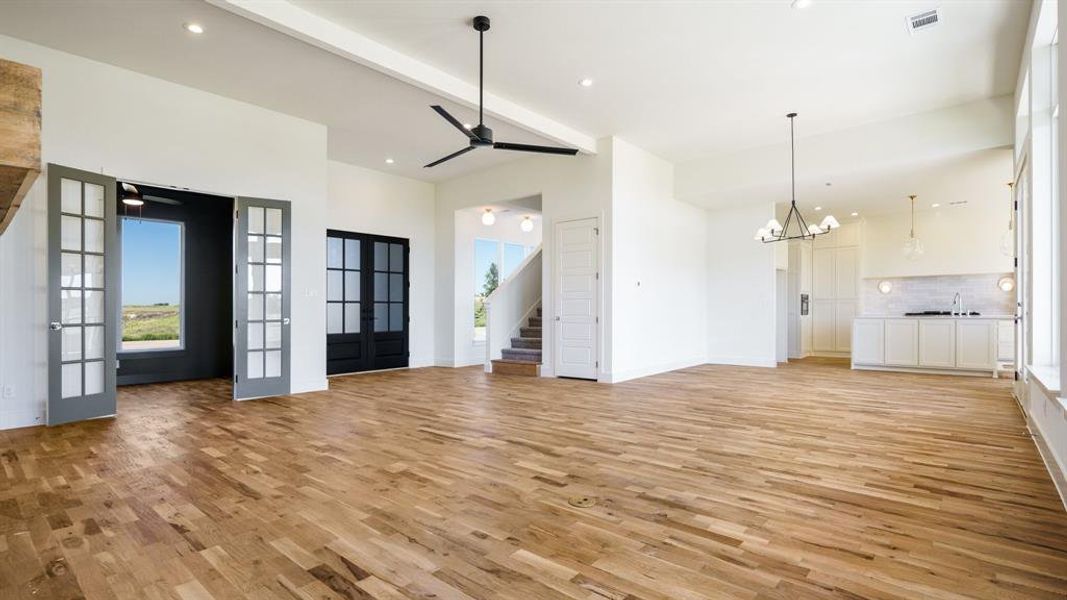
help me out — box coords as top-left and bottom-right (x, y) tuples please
(1, 385), (14, 399)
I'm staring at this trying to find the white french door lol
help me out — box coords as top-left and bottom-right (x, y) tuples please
(554, 217), (599, 380)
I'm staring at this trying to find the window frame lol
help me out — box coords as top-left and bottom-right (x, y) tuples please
(117, 216), (187, 355)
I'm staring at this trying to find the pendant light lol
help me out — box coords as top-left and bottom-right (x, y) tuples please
(753, 113), (839, 243)
(902, 194), (924, 260)
(481, 208), (495, 226)
(121, 182), (144, 219)
(1000, 181), (1014, 256)
(520, 215), (534, 232)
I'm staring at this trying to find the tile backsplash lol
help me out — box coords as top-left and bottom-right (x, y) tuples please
(860, 273), (1015, 316)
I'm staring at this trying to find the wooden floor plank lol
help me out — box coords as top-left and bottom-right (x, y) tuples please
(0, 359), (1065, 599)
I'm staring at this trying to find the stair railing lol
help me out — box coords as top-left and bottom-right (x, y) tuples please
(484, 245), (542, 372)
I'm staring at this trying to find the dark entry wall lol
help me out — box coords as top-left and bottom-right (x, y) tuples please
(117, 184), (233, 385)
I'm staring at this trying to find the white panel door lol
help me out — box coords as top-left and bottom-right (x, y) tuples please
(834, 247), (858, 300)
(852, 319), (884, 365)
(812, 248), (835, 299)
(554, 217), (598, 380)
(885, 319), (919, 366)
(919, 320), (956, 368)
(834, 301), (855, 351)
(812, 299), (835, 352)
(957, 321), (996, 370)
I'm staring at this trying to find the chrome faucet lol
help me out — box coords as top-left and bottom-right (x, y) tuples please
(952, 291), (963, 315)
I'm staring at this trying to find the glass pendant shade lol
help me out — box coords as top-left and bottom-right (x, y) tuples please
(903, 236), (924, 260)
(819, 215), (840, 230)
(765, 219), (783, 234)
(807, 224), (823, 235)
(754, 227), (770, 241)
(481, 209), (495, 226)
(520, 216), (534, 232)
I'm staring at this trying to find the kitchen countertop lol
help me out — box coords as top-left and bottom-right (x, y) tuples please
(856, 314), (1015, 320)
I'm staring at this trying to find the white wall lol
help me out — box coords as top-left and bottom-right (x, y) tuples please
(434, 140), (614, 374)
(861, 149), (1014, 279)
(0, 35), (329, 429)
(706, 202), (778, 367)
(326, 161), (435, 366)
(454, 208), (542, 366)
(609, 138), (708, 382)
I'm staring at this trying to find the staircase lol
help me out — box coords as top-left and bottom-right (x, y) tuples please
(491, 307), (542, 376)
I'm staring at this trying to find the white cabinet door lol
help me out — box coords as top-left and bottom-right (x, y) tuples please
(919, 320), (956, 368)
(812, 300), (835, 352)
(834, 247), (858, 300)
(997, 320), (1014, 362)
(812, 248), (835, 299)
(957, 321), (996, 370)
(835, 301), (855, 351)
(885, 319), (919, 366)
(852, 319), (884, 364)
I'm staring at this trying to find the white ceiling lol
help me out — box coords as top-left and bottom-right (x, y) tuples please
(0, 0), (1029, 184)
(289, 0), (1028, 161)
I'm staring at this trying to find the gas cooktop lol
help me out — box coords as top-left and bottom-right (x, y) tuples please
(903, 311), (981, 316)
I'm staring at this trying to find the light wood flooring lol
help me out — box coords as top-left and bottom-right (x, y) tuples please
(1, 360), (1066, 599)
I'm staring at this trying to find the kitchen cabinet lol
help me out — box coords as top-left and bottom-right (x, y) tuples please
(813, 299), (835, 352)
(885, 319), (919, 366)
(919, 320), (956, 368)
(852, 319), (884, 364)
(810, 225), (859, 356)
(853, 317), (1009, 376)
(834, 301), (855, 351)
(957, 320), (996, 370)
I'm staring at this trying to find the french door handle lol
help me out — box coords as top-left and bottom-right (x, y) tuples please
(282, 317), (291, 325)
(49, 322), (63, 331)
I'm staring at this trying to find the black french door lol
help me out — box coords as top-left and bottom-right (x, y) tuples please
(326, 230), (409, 375)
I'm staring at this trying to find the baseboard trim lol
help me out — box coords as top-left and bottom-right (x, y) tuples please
(706, 355), (778, 369)
(1026, 411), (1067, 514)
(603, 356), (707, 384)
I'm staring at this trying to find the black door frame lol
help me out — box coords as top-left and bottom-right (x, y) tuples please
(326, 230), (410, 375)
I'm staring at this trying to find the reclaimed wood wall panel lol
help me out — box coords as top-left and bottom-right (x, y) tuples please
(0, 57), (42, 235)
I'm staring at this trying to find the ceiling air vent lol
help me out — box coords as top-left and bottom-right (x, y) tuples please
(907, 9), (940, 35)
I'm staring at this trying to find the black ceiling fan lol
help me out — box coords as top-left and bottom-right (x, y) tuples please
(424, 15), (580, 168)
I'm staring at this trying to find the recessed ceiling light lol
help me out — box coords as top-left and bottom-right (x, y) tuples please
(791, 0), (812, 8)
(184, 22), (204, 34)
(578, 78), (594, 87)
(385, 158), (395, 164)
(824, 182), (832, 187)
(931, 203), (941, 208)
(814, 206), (822, 211)
(851, 212), (859, 217)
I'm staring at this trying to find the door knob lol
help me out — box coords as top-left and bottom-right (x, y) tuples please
(282, 317), (291, 325)
(49, 322), (63, 331)
(555, 316), (561, 321)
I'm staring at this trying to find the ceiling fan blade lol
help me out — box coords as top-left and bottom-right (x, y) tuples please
(424, 145), (476, 168)
(431, 105), (478, 141)
(493, 141), (579, 156)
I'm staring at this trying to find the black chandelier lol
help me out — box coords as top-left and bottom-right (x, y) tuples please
(754, 113), (839, 243)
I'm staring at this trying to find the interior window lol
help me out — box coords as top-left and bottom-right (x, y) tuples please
(121, 218), (183, 351)
(473, 238), (499, 342)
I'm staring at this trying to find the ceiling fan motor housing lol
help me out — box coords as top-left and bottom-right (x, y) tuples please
(470, 124), (493, 146)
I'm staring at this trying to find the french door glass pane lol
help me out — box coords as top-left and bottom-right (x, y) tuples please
(248, 207), (264, 234)
(249, 264), (265, 291)
(248, 322), (264, 350)
(84, 255), (104, 288)
(390, 304), (402, 331)
(344, 271), (360, 301)
(61, 215), (81, 250)
(344, 302), (360, 333)
(390, 274), (403, 301)
(265, 208), (282, 235)
(249, 294), (264, 321)
(60, 178), (81, 214)
(61, 290), (82, 324)
(84, 184), (104, 218)
(327, 270), (343, 301)
(265, 265), (282, 292)
(374, 302), (387, 330)
(345, 239), (360, 268)
(327, 303), (342, 334)
(374, 272), (388, 302)
(265, 237), (282, 263)
(265, 351), (281, 377)
(265, 294), (282, 320)
(84, 219), (104, 253)
(85, 290), (104, 323)
(248, 235), (264, 263)
(327, 237), (343, 268)
(84, 362), (104, 395)
(265, 322), (281, 349)
(390, 243), (403, 271)
(85, 326), (104, 360)
(62, 327), (82, 361)
(248, 352), (264, 378)
(374, 242), (388, 271)
(61, 363), (81, 398)
(61, 253), (81, 287)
